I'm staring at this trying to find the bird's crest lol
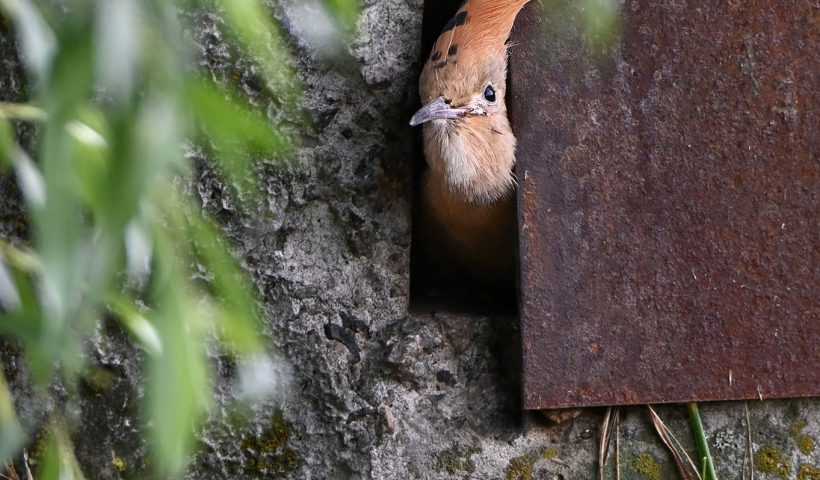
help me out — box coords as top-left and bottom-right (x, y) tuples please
(428, 0), (531, 67)
(421, 0), (531, 101)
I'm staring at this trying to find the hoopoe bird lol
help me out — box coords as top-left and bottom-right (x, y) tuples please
(411, 0), (531, 284)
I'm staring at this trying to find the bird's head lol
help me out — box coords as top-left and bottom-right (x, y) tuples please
(411, 0), (530, 204)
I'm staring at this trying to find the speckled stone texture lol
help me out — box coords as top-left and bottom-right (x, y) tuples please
(1, 2), (819, 480)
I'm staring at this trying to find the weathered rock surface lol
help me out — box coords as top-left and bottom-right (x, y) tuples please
(1, 2), (818, 480)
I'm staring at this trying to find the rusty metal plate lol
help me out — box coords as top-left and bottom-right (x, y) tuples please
(511, 1), (819, 409)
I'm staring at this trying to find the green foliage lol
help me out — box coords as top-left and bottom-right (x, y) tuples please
(0, 373), (24, 463)
(38, 425), (86, 480)
(322, 0), (360, 32)
(0, 0), (349, 477)
(688, 403), (719, 480)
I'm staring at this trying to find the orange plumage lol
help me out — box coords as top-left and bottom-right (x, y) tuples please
(411, 0), (531, 285)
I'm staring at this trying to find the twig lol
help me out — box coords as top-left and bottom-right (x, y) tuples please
(688, 403), (718, 480)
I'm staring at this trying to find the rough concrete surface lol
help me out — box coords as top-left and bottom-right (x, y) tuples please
(1, 2), (819, 480)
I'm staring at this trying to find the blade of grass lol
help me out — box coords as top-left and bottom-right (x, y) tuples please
(744, 402), (753, 480)
(647, 405), (701, 480)
(688, 403), (718, 480)
(615, 408), (620, 480)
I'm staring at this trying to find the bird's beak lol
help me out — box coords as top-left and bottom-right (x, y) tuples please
(409, 97), (470, 126)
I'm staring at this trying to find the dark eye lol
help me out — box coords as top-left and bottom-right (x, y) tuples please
(483, 85), (496, 103)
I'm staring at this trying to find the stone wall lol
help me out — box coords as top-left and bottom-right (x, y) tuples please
(1, 2), (818, 479)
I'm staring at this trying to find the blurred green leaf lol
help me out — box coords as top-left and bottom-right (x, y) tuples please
(190, 79), (289, 193)
(67, 118), (111, 215)
(187, 210), (262, 354)
(0, 240), (42, 274)
(0, 251), (20, 310)
(0, 116), (12, 168)
(322, 0), (360, 31)
(0, 0), (313, 474)
(0, 0), (56, 80)
(94, 0), (141, 105)
(0, 103), (47, 122)
(0, 243), (45, 348)
(146, 227), (210, 476)
(107, 295), (162, 356)
(0, 372), (24, 463)
(13, 149), (46, 209)
(38, 425), (86, 480)
(123, 218), (153, 287)
(217, 0), (298, 105)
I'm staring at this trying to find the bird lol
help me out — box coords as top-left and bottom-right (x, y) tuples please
(410, 0), (531, 287)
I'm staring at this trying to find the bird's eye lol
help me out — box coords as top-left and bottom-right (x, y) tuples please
(483, 85), (496, 103)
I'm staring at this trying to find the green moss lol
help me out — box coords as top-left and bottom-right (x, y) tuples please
(111, 456), (126, 473)
(434, 445), (480, 475)
(632, 452), (661, 480)
(797, 464), (820, 480)
(241, 410), (301, 475)
(505, 454), (534, 480)
(755, 444), (791, 477)
(255, 448), (300, 475)
(81, 366), (117, 393)
(541, 447), (558, 460)
(790, 420), (817, 455)
(27, 422), (51, 466)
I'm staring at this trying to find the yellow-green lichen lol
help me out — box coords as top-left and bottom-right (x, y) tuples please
(755, 444), (791, 477)
(541, 447), (558, 460)
(790, 420), (817, 455)
(241, 410), (301, 475)
(434, 445), (480, 475)
(798, 464), (820, 480)
(632, 452), (661, 480)
(505, 454), (534, 480)
(790, 420), (808, 435)
(112, 456), (126, 473)
(799, 437), (817, 456)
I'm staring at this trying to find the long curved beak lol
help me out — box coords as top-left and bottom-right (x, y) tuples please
(409, 97), (469, 126)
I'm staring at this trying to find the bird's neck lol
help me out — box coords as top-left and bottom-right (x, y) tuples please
(423, 120), (516, 205)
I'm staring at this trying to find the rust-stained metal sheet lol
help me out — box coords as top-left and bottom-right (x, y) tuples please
(510, 1), (819, 409)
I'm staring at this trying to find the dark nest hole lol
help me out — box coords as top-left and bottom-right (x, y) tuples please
(408, 0), (519, 317)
